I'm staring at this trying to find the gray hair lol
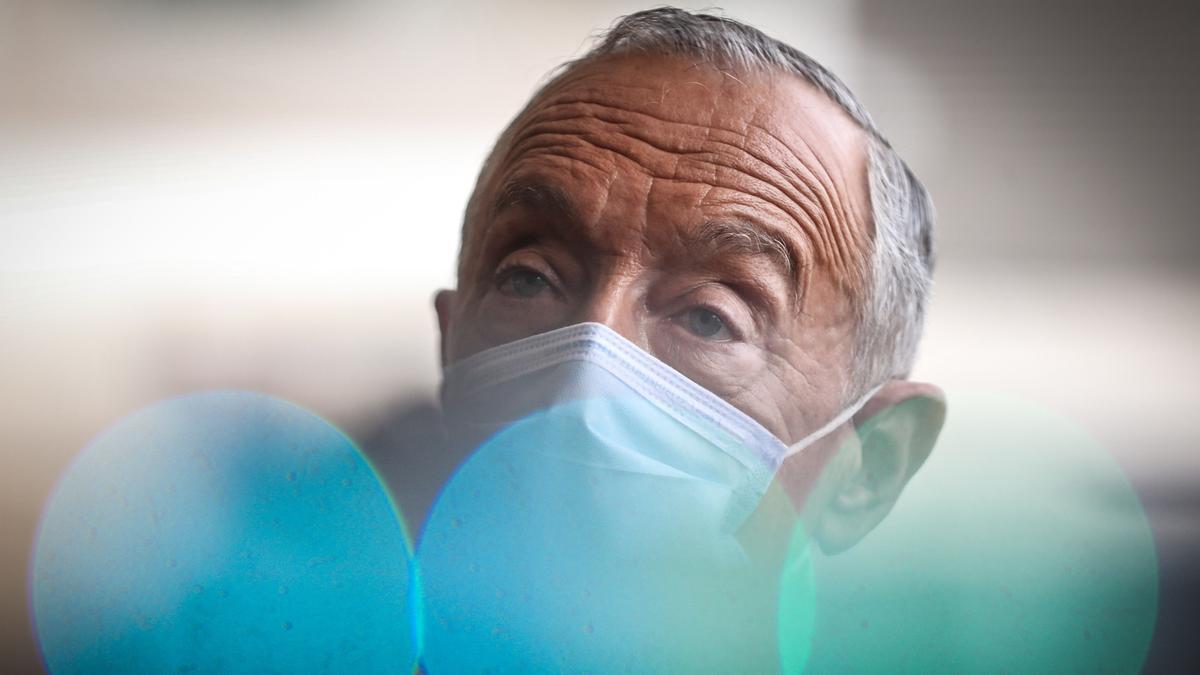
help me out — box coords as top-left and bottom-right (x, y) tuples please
(468, 7), (935, 400)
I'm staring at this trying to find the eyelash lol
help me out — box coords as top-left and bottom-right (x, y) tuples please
(491, 261), (748, 342)
(494, 263), (555, 293)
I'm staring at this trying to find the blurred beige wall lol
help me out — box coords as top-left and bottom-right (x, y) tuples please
(2, 1), (1197, 669)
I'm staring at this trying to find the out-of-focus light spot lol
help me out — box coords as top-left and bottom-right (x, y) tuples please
(777, 524), (816, 675)
(31, 391), (417, 674)
(798, 389), (1158, 673)
(418, 396), (806, 672)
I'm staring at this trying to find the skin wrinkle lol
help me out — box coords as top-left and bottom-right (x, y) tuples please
(746, 119), (849, 275)
(737, 73), (870, 288)
(549, 93), (843, 230)
(742, 117), (852, 284)
(528, 98), (841, 251)
(780, 128), (865, 285)
(494, 175), (801, 321)
(510, 123), (828, 288)
(525, 98), (823, 208)
(507, 98), (851, 286)
(516, 102), (747, 167)
(447, 54), (872, 440)
(507, 138), (614, 175)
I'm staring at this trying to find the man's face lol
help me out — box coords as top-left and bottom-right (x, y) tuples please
(440, 53), (873, 447)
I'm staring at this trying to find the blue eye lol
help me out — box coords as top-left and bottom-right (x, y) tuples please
(685, 307), (731, 340)
(499, 268), (550, 298)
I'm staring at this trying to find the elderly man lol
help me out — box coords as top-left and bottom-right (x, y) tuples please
(379, 6), (945, 672)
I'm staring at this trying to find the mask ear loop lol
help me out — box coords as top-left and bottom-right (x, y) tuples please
(781, 384), (884, 460)
(723, 386), (881, 534)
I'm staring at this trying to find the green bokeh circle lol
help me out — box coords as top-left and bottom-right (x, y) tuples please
(782, 389), (1158, 673)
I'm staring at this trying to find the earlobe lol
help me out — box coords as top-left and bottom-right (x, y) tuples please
(434, 289), (457, 368)
(813, 381), (946, 554)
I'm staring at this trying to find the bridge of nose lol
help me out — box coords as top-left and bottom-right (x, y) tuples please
(569, 271), (653, 354)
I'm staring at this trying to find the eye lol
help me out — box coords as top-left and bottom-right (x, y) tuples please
(497, 266), (551, 298)
(683, 307), (733, 341)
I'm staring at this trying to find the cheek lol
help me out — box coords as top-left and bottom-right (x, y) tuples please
(726, 359), (807, 442)
(478, 292), (568, 343)
(449, 290), (570, 361)
(444, 299), (490, 364)
(665, 341), (766, 395)
(648, 333), (797, 437)
(761, 331), (851, 440)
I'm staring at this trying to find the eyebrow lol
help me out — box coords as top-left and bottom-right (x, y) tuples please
(695, 219), (798, 281)
(491, 178), (581, 230)
(490, 177), (802, 299)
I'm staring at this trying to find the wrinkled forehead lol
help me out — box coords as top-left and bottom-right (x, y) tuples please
(466, 53), (873, 288)
(495, 52), (869, 198)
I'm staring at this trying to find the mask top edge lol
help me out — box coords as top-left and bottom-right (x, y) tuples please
(441, 323), (789, 470)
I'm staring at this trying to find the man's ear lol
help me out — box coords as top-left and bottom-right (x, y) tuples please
(812, 380), (946, 554)
(433, 289), (456, 368)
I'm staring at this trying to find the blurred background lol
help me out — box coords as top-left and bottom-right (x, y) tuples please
(2, 0), (1196, 671)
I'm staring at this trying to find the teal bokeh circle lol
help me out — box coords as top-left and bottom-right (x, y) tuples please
(31, 391), (418, 674)
(419, 395), (799, 672)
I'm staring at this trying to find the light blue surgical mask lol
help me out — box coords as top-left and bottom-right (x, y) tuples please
(438, 322), (877, 533)
(418, 322), (878, 672)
